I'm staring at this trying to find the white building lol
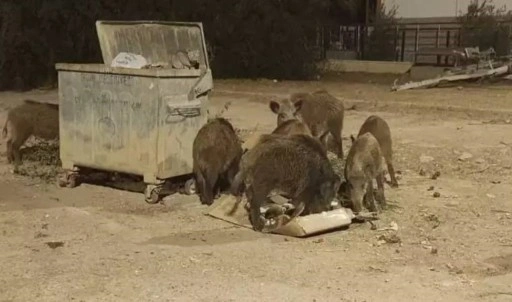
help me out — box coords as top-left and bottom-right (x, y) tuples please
(383, 0), (512, 19)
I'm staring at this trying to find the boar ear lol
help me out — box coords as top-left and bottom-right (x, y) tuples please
(293, 99), (303, 112)
(350, 134), (356, 143)
(269, 101), (280, 114)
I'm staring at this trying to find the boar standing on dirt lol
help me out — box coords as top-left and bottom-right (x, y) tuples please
(271, 119), (312, 136)
(231, 134), (340, 232)
(2, 100), (59, 165)
(356, 115), (399, 188)
(269, 89), (345, 159)
(341, 133), (386, 214)
(192, 118), (243, 206)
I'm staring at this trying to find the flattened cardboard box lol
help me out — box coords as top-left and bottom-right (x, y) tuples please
(207, 195), (355, 238)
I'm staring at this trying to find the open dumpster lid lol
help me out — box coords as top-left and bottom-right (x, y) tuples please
(95, 20), (209, 69)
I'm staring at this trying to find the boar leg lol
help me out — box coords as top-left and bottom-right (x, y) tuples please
(386, 161), (399, 188)
(364, 179), (378, 212)
(197, 170), (216, 206)
(246, 185), (267, 232)
(329, 124), (344, 159)
(195, 170), (206, 199)
(10, 129), (31, 166)
(376, 173), (387, 210)
(11, 142), (23, 167)
(225, 159), (240, 191)
(6, 140), (14, 163)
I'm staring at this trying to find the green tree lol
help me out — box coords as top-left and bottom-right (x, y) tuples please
(458, 0), (512, 56)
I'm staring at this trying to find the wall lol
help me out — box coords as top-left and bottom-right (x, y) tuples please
(318, 59), (413, 74)
(383, 0), (512, 19)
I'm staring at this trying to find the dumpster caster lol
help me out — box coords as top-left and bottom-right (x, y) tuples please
(144, 184), (162, 204)
(182, 179), (197, 195)
(58, 170), (80, 188)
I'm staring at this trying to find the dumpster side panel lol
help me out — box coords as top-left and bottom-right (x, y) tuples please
(58, 71), (159, 176)
(156, 78), (208, 179)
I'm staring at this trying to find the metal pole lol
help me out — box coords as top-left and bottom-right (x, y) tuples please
(365, 0), (370, 26)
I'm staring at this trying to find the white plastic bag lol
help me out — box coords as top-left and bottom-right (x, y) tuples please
(111, 52), (148, 69)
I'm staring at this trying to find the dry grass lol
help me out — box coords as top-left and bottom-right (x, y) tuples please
(14, 140), (61, 182)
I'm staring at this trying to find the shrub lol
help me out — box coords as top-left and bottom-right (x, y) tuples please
(0, 0), (332, 91)
(458, 0), (512, 56)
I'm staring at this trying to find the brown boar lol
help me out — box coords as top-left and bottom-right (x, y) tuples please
(340, 133), (386, 214)
(271, 119), (312, 136)
(356, 115), (398, 188)
(2, 100), (59, 165)
(269, 89), (345, 159)
(192, 118), (243, 206)
(231, 134), (340, 232)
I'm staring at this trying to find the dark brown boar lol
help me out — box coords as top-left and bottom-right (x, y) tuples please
(271, 119), (312, 136)
(231, 134), (340, 232)
(340, 133), (386, 214)
(356, 115), (398, 188)
(269, 89), (345, 159)
(2, 99), (59, 165)
(192, 118), (243, 206)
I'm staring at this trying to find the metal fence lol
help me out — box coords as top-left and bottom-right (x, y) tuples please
(318, 21), (512, 65)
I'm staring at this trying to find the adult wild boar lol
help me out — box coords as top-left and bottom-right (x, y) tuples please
(2, 100), (59, 165)
(269, 89), (345, 159)
(192, 118), (243, 206)
(356, 115), (398, 188)
(231, 134), (340, 232)
(341, 133), (386, 214)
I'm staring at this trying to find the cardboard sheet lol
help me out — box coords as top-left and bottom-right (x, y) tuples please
(207, 195), (355, 238)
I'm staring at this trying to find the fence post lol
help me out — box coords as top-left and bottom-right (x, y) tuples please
(414, 25), (420, 63)
(339, 25), (342, 50)
(356, 26), (361, 58)
(401, 29), (406, 62)
(436, 25), (441, 65)
(445, 30), (451, 65)
(509, 24), (512, 55)
(394, 25), (399, 61)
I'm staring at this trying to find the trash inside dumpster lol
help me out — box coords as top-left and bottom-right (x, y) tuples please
(55, 21), (213, 204)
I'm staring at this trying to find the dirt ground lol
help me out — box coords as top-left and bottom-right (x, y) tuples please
(1, 74), (512, 301)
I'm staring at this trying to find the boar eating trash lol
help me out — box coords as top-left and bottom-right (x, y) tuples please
(192, 118), (243, 206)
(231, 134), (340, 232)
(269, 89), (345, 159)
(2, 100), (59, 166)
(356, 115), (399, 188)
(340, 133), (386, 214)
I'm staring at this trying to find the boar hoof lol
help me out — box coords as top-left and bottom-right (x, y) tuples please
(145, 185), (162, 204)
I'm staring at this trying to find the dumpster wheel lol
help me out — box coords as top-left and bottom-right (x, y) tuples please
(144, 184), (162, 204)
(182, 178), (197, 195)
(58, 170), (80, 188)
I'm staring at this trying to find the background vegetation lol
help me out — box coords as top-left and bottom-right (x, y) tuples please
(0, 0), (510, 91)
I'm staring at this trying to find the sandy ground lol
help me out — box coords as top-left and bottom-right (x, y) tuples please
(1, 75), (512, 301)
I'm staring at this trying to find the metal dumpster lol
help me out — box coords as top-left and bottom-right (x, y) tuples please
(55, 20), (213, 203)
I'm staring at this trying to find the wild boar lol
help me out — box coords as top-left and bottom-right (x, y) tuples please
(269, 89), (345, 159)
(341, 133), (386, 214)
(231, 134), (340, 232)
(192, 118), (243, 206)
(356, 115), (398, 188)
(2, 99), (59, 165)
